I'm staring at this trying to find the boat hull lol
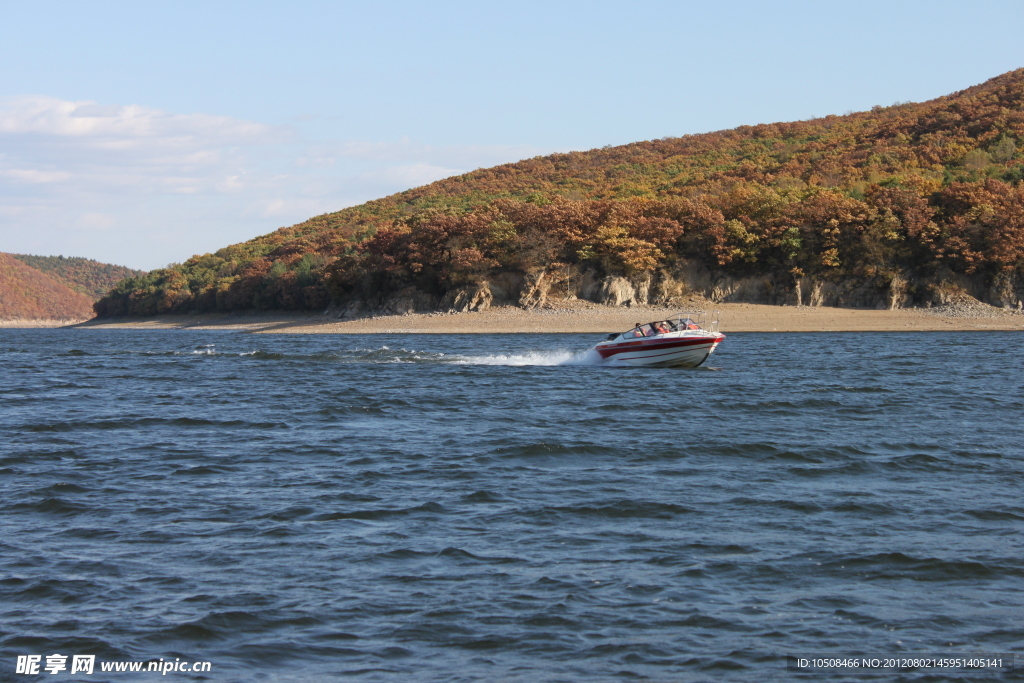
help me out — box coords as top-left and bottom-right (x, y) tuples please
(594, 333), (724, 368)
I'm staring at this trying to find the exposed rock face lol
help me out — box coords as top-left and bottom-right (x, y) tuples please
(518, 270), (551, 308)
(651, 272), (686, 305)
(921, 271), (1024, 310)
(441, 283), (493, 312)
(988, 271), (1024, 309)
(887, 274), (910, 310)
(574, 268), (602, 302)
(596, 276), (636, 306)
(381, 287), (437, 314)
(633, 273), (652, 305)
(334, 261), (1024, 318)
(333, 286), (436, 318)
(661, 260), (792, 306)
(488, 272), (526, 304)
(792, 276), (901, 309)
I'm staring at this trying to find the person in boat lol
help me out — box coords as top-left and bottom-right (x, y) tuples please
(631, 323), (645, 338)
(653, 321), (671, 334)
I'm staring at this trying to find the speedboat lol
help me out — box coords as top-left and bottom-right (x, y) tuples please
(594, 311), (725, 367)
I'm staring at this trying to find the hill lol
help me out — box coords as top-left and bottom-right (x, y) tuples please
(0, 253), (96, 321)
(9, 254), (145, 301)
(95, 69), (1024, 317)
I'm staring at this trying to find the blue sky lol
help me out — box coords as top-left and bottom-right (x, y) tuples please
(1, 0), (1022, 270)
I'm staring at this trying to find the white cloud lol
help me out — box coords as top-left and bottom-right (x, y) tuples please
(0, 96), (280, 203)
(0, 168), (71, 183)
(0, 96), (556, 269)
(0, 95), (276, 144)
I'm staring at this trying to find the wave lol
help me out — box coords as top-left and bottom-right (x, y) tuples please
(546, 499), (698, 519)
(822, 552), (1023, 580)
(25, 417), (289, 432)
(9, 496), (92, 516)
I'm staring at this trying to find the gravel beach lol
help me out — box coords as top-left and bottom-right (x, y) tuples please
(63, 300), (1024, 333)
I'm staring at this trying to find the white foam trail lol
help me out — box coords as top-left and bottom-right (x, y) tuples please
(454, 349), (603, 366)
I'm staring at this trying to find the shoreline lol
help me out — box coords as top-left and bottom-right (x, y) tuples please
(43, 301), (1024, 333)
(1, 318), (91, 328)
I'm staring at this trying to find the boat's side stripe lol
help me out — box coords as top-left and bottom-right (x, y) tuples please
(596, 335), (723, 359)
(611, 343), (717, 362)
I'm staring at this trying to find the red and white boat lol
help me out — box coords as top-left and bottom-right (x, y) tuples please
(594, 312), (725, 368)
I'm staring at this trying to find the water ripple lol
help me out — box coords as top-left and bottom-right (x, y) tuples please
(1, 330), (1020, 681)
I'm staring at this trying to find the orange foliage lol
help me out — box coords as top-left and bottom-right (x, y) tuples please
(96, 69), (1024, 314)
(0, 253), (95, 320)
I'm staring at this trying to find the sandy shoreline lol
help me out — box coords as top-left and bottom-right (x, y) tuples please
(1, 318), (91, 328)
(29, 301), (1023, 333)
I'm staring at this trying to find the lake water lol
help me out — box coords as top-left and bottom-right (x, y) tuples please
(2, 329), (1022, 681)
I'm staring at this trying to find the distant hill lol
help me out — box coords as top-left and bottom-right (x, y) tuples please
(0, 253), (96, 321)
(96, 69), (1024, 316)
(10, 254), (145, 301)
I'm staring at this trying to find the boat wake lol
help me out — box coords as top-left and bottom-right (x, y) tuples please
(85, 342), (721, 368)
(454, 349), (603, 366)
(154, 344), (604, 367)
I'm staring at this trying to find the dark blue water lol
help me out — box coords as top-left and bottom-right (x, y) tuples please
(2, 330), (1022, 682)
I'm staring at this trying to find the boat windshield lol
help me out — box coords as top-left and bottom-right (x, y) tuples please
(621, 322), (674, 339)
(609, 314), (708, 341)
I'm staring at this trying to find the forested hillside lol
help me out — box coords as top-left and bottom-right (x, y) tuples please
(96, 69), (1024, 316)
(10, 254), (145, 301)
(0, 253), (96, 320)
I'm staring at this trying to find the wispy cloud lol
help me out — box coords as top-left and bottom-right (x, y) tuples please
(0, 96), (553, 269)
(0, 95), (277, 143)
(0, 168), (71, 183)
